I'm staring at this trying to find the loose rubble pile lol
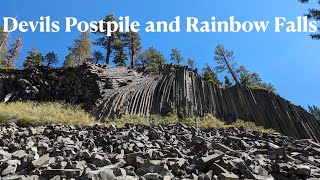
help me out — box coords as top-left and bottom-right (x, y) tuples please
(1, 123), (320, 180)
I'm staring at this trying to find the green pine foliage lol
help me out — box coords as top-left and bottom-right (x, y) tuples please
(202, 63), (222, 85)
(44, 52), (58, 67)
(298, 0), (320, 39)
(124, 30), (142, 69)
(23, 48), (44, 68)
(170, 48), (184, 65)
(213, 44), (240, 85)
(187, 58), (195, 69)
(92, 51), (105, 64)
(94, 14), (119, 64)
(112, 40), (127, 67)
(236, 65), (276, 92)
(136, 47), (166, 71)
(224, 76), (232, 87)
(308, 105), (320, 120)
(63, 54), (76, 68)
(68, 31), (92, 65)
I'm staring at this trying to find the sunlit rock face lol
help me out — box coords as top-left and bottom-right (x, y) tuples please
(0, 64), (319, 141)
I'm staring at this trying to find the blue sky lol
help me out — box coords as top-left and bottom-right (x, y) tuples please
(1, 0), (319, 108)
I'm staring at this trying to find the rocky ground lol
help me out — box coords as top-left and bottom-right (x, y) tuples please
(0, 123), (320, 180)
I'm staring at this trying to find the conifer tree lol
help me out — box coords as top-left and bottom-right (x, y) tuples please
(187, 58), (195, 69)
(5, 36), (22, 68)
(136, 47), (166, 71)
(308, 105), (320, 120)
(298, 0), (320, 39)
(136, 51), (149, 68)
(170, 48), (183, 65)
(63, 54), (76, 68)
(92, 51), (104, 64)
(213, 44), (240, 85)
(236, 65), (276, 92)
(237, 66), (251, 85)
(112, 40), (127, 67)
(202, 63), (222, 85)
(0, 26), (8, 66)
(123, 30), (141, 69)
(44, 51), (58, 67)
(68, 31), (92, 65)
(23, 48), (44, 68)
(224, 76), (232, 87)
(95, 14), (119, 64)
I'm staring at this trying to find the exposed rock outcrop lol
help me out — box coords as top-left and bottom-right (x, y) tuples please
(0, 64), (319, 142)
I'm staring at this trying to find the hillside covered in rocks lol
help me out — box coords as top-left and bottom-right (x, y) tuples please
(0, 64), (319, 142)
(1, 123), (320, 180)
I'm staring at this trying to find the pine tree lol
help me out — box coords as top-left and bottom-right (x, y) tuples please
(63, 54), (76, 68)
(94, 14), (119, 64)
(112, 40), (127, 67)
(213, 44), (240, 85)
(308, 105), (320, 120)
(5, 36), (22, 68)
(136, 51), (149, 68)
(68, 31), (92, 65)
(202, 63), (222, 85)
(136, 47), (166, 71)
(298, 0), (320, 39)
(236, 65), (276, 92)
(187, 58), (195, 69)
(237, 66), (251, 85)
(44, 51), (58, 67)
(224, 76), (232, 87)
(124, 30), (141, 69)
(23, 48), (44, 68)
(0, 26), (8, 66)
(170, 48), (183, 65)
(92, 51), (104, 64)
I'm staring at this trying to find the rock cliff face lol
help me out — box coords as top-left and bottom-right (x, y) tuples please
(0, 64), (319, 141)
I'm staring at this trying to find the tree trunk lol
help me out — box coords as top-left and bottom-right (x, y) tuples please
(130, 38), (135, 69)
(106, 37), (111, 65)
(222, 54), (241, 85)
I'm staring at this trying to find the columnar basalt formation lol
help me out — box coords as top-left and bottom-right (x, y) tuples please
(0, 64), (319, 141)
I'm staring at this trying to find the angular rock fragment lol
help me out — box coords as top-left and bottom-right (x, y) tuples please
(218, 172), (239, 180)
(30, 154), (50, 169)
